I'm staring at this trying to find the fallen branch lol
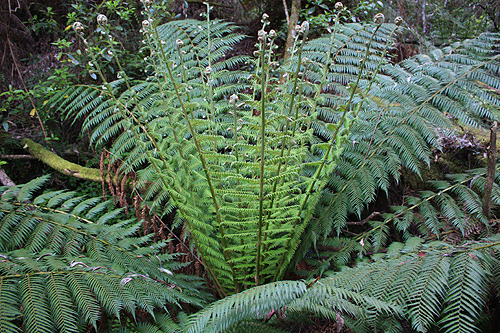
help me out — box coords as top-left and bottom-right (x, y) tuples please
(0, 154), (37, 160)
(0, 168), (16, 186)
(21, 138), (102, 182)
(346, 211), (381, 225)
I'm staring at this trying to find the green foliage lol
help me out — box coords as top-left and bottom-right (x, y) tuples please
(185, 237), (500, 333)
(302, 31), (500, 251)
(0, 86), (26, 132)
(412, 0), (497, 41)
(61, 0), (164, 82)
(51, 5), (402, 296)
(44, 0), (500, 330)
(302, 0), (384, 30)
(30, 6), (59, 36)
(0, 176), (208, 332)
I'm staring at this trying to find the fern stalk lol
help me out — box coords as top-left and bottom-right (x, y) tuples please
(262, 28), (302, 250)
(309, 14), (340, 117)
(255, 32), (269, 286)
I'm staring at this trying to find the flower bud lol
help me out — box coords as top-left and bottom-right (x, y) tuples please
(374, 13), (385, 24)
(335, 2), (344, 11)
(395, 16), (403, 26)
(262, 13), (269, 21)
(73, 22), (84, 33)
(142, 20), (150, 31)
(269, 29), (277, 38)
(176, 39), (184, 47)
(97, 14), (108, 26)
(205, 66), (212, 75)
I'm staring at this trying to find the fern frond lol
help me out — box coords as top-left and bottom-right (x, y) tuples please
(438, 251), (489, 333)
(0, 180), (208, 332)
(186, 281), (307, 333)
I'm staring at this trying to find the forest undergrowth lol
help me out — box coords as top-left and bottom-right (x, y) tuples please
(1, 0), (500, 332)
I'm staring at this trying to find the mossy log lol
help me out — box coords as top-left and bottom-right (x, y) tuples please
(21, 138), (103, 182)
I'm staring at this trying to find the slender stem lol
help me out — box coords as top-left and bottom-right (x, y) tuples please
(205, 3), (216, 136)
(308, 14), (340, 117)
(232, 104), (241, 173)
(262, 30), (308, 244)
(8, 40), (47, 140)
(286, 31), (308, 118)
(483, 122), (498, 218)
(255, 36), (268, 286)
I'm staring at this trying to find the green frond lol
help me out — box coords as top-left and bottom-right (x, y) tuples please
(46, 273), (80, 333)
(0, 181), (208, 332)
(405, 253), (450, 332)
(186, 281), (307, 333)
(0, 279), (20, 333)
(66, 272), (101, 329)
(21, 275), (55, 333)
(438, 251), (489, 333)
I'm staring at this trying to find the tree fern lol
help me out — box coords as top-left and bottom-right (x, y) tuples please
(49, 4), (404, 296)
(51, 2), (500, 297)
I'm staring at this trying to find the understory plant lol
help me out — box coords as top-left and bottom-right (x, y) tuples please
(32, 0), (500, 331)
(55, 4), (399, 297)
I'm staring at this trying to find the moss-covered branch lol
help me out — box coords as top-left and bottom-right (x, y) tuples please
(21, 138), (102, 182)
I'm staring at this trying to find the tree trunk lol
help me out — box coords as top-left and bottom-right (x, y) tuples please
(0, 169), (15, 186)
(482, 121), (497, 219)
(422, 0), (426, 35)
(283, 0), (301, 63)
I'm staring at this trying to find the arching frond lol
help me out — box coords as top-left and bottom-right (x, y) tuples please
(0, 179), (208, 332)
(187, 238), (499, 333)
